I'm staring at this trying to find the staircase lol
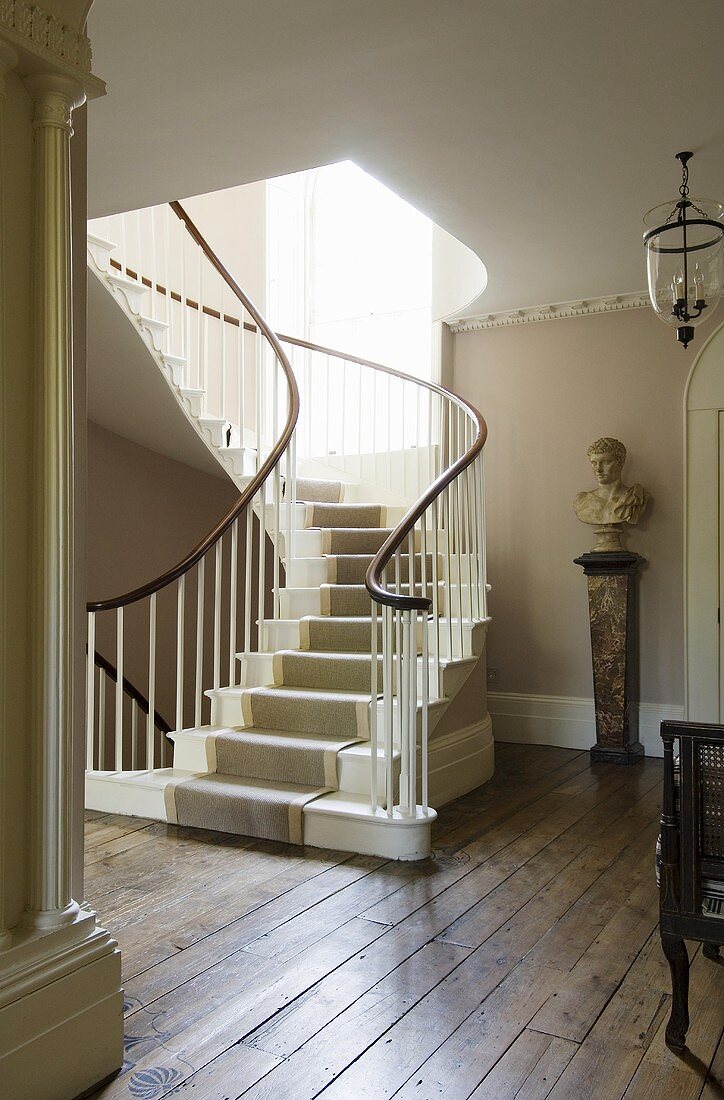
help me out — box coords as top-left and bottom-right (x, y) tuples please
(85, 202), (492, 860)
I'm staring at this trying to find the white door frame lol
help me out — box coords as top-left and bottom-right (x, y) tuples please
(685, 319), (724, 721)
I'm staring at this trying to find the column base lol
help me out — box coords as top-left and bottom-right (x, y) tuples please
(0, 906), (123, 1100)
(590, 742), (645, 766)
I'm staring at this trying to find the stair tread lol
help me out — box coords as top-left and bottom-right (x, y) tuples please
(217, 725), (360, 746)
(177, 772), (325, 795)
(244, 684), (372, 702)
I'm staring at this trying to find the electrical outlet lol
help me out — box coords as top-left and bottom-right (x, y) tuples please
(486, 668), (498, 684)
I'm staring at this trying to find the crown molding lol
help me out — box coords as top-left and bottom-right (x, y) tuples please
(0, 1), (104, 94)
(448, 292), (649, 333)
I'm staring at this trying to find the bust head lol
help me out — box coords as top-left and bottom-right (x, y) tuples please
(586, 437), (626, 486)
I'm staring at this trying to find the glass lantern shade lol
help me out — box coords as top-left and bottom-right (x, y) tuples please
(643, 198), (724, 328)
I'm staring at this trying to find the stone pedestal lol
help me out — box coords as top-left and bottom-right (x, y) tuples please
(574, 551), (645, 764)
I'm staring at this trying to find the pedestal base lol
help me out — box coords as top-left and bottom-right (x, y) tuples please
(590, 741), (645, 766)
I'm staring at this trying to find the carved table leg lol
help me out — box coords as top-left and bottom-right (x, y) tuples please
(703, 942), (721, 961)
(661, 933), (690, 1053)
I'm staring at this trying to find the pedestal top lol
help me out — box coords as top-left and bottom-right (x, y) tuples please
(573, 551), (646, 576)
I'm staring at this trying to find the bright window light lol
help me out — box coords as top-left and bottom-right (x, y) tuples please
(268, 161), (433, 379)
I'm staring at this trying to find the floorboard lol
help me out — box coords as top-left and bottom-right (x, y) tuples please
(84, 743), (723, 1100)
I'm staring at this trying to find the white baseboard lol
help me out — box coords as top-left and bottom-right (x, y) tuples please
(488, 692), (684, 759)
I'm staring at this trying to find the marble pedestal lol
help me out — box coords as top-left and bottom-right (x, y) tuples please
(574, 551), (645, 764)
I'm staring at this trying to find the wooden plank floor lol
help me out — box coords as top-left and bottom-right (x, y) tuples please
(85, 743), (724, 1100)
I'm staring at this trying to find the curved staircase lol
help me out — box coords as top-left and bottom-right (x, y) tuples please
(85, 202), (492, 860)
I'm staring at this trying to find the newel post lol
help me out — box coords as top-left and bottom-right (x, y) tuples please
(22, 71), (85, 928)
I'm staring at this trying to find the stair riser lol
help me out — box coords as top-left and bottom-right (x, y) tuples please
(107, 272), (147, 312)
(279, 530), (324, 558)
(279, 587), (323, 618)
(86, 235), (116, 272)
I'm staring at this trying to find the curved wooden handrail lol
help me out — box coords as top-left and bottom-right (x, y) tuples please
(277, 332), (488, 613)
(93, 650), (171, 734)
(365, 408), (486, 612)
(87, 201), (300, 613)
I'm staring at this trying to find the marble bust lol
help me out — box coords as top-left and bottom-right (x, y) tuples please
(574, 437), (648, 552)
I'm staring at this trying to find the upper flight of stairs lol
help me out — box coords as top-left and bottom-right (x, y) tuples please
(85, 211), (493, 861)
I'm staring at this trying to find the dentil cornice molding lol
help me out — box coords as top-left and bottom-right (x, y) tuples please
(0, 0), (104, 94)
(447, 292), (649, 333)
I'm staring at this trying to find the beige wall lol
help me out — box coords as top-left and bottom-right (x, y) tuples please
(87, 420), (237, 603)
(453, 306), (689, 706)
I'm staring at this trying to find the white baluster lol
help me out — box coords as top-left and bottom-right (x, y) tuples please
(244, 506), (253, 652)
(237, 312), (245, 446)
(115, 607), (124, 770)
(181, 224), (188, 360)
(432, 496), (442, 698)
(135, 209), (143, 286)
(400, 607), (410, 816)
(257, 483), (267, 652)
(325, 355), (331, 454)
(198, 250), (205, 393)
(229, 520), (238, 686)
(86, 612), (95, 772)
(383, 595), (394, 818)
(176, 575), (185, 732)
(255, 332), (262, 469)
(164, 205), (172, 342)
(214, 539), (222, 688)
(407, 606), (417, 817)
(149, 205), (157, 322)
(98, 669), (106, 771)
(220, 288), (227, 422)
(370, 601), (378, 814)
(195, 558), (205, 727)
(421, 535), (430, 814)
(147, 593), (157, 769)
(119, 212), (127, 276)
(443, 479), (453, 661)
(478, 452), (488, 618)
(273, 461), (281, 620)
(131, 703), (138, 771)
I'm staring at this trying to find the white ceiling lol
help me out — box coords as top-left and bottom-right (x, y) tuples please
(87, 0), (724, 315)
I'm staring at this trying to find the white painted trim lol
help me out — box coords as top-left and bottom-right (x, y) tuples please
(448, 292), (648, 333)
(0, 2), (93, 73)
(488, 692), (684, 758)
(684, 319), (724, 723)
(427, 715), (494, 806)
(0, 916), (122, 1098)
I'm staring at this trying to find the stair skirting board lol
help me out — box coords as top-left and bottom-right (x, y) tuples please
(427, 715), (494, 807)
(487, 692), (684, 758)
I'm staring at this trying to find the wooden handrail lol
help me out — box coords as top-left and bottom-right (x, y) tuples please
(365, 410), (486, 611)
(87, 201), (300, 613)
(93, 650), (171, 734)
(276, 332), (488, 613)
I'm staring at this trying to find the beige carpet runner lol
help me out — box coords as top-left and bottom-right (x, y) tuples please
(171, 476), (423, 844)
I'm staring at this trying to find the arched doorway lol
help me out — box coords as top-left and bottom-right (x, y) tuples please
(685, 319), (724, 720)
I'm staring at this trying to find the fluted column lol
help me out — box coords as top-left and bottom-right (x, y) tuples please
(22, 72), (85, 929)
(0, 39), (18, 951)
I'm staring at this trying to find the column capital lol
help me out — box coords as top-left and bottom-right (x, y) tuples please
(23, 71), (85, 132)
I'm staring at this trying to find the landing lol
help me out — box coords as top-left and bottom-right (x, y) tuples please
(85, 744), (722, 1100)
